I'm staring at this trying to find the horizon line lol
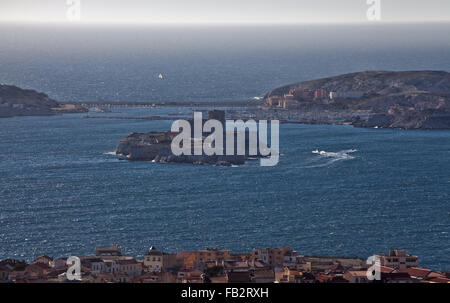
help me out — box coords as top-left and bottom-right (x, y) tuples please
(1, 20), (450, 27)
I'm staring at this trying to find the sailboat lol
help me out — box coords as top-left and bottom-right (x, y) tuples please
(158, 73), (164, 79)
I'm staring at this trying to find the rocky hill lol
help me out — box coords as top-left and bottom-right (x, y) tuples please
(266, 71), (450, 97)
(0, 84), (87, 118)
(265, 71), (450, 129)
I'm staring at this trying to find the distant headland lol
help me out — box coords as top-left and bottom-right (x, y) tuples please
(0, 84), (87, 118)
(262, 70), (450, 129)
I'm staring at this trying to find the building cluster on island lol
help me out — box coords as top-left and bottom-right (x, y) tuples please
(265, 88), (365, 109)
(1, 245), (449, 283)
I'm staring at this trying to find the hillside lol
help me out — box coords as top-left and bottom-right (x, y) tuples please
(266, 70), (450, 97)
(264, 71), (450, 129)
(0, 84), (87, 118)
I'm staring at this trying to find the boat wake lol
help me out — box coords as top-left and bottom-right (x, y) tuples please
(305, 149), (358, 168)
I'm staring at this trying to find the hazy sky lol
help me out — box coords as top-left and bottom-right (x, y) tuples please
(0, 0), (449, 24)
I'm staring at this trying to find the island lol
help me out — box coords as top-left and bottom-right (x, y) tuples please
(262, 70), (450, 129)
(116, 131), (248, 166)
(116, 110), (255, 166)
(0, 84), (87, 118)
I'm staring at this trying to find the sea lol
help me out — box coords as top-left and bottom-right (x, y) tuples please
(0, 23), (449, 270)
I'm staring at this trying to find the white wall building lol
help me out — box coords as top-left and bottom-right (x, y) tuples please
(329, 91), (364, 100)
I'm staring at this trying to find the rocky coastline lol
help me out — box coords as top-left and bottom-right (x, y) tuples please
(263, 71), (450, 130)
(0, 84), (87, 118)
(115, 111), (258, 166)
(115, 131), (247, 166)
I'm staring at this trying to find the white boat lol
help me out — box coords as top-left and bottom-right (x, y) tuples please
(158, 73), (164, 79)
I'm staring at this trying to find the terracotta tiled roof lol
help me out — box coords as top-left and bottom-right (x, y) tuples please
(315, 274), (334, 283)
(325, 263), (345, 274)
(137, 273), (160, 281)
(346, 270), (368, 277)
(427, 271), (446, 279)
(210, 276), (227, 283)
(397, 267), (432, 279)
(381, 272), (412, 281)
(379, 266), (395, 273)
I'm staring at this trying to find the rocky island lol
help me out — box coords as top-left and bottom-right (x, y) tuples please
(116, 131), (247, 166)
(0, 84), (87, 118)
(263, 70), (450, 129)
(116, 110), (254, 166)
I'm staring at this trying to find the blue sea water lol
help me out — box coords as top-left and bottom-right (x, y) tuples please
(0, 24), (449, 270)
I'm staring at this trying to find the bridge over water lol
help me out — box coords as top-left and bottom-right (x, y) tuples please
(61, 100), (261, 108)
